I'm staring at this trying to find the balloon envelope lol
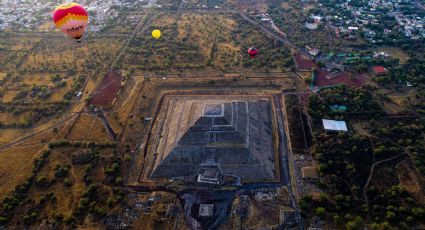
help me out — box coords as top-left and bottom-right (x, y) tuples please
(248, 47), (258, 58)
(53, 2), (89, 40)
(152, 29), (161, 39)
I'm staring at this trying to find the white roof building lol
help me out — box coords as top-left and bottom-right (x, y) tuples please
(322, 119), (348, 131)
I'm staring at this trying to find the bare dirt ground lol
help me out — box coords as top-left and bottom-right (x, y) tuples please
(396, 158), (425, 206)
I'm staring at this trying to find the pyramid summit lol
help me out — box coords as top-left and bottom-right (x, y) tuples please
(144, 95), (279, 183)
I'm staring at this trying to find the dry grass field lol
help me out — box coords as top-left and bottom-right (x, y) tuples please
(0, 36), (41, 70)
(0, 144), (46, 197)
(0, 33), (124, 127)
(377, 46), (410, 64)
(21, 37), (123, 72)
(0, 72), (76, 104)
(68, 114), (111, 142)
(0, 121), (70, 197)
(124, 12), (292, 71)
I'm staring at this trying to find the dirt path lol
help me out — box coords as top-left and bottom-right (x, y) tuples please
(86, 116), (96, 139)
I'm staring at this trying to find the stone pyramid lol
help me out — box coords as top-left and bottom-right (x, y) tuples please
(150, 99), (277, 182)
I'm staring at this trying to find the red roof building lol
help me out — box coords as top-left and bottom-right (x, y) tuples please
(372, 66), (387, 75)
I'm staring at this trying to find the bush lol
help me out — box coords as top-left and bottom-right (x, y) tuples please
(64, 178), (73, 187)
(35, 176), (50, 188)
(54, 164), (70, 179)
(315, 207), (325, 216)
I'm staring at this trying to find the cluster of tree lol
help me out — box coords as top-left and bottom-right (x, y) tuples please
(71, 149), (100, 165)
(366, 185), (425, 229)
(67, 183), (110, 224)
(54, 164), (70, 179)
(268, 0), (332, 52)
(387, 57), (425, 85)
(104, 153), (123, 186)
(66, 150), (125, 226)
(305, 130), (424, 228)
(312, 132), (374, 196)
(51, 74), (67, 88)
(234, 17), (294, 71)
(48, 140), (116, 149)
(370, 119), (425, 175)
(308, 85), (384, 120)
(30, 85), (52, 100)
(0, 103), (68, 128)
(63, 75), (86, 100)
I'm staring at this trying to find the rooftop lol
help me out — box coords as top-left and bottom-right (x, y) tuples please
(301, 167), (319, 179)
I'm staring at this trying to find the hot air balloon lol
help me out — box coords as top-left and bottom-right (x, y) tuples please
(248, 47), (258, 58)
(53, 2), (89, 42)
(152, 29), (161, 39)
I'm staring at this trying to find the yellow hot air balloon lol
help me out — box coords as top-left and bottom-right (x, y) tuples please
(152, 29), (161, 39)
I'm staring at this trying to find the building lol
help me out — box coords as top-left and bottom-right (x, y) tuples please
(322, 119), (348, 131)
(198, 204), (214, 217)
(372, 66), (387, 75)
(197, 162), (221, 185)
(301, 166), (319, 180)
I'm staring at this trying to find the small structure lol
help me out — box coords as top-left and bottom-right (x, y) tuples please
(301, 166), (319, 180)
(254, 191), (275, 201)
(322, 119), (348, 131)
(306, 46), (320, 57)
(372, 66), (387, 75)
(280, 207), (297, 227)
(329, 105), (347, 112)
(198, 204), (214, 217)
(197, 167), (220, 184)
(305, 22), (319, 30)
(197, 160), (222, 185)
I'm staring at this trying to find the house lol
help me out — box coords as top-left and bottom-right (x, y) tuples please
(306, 46), (320, 57)
(301, 166), (319, 180)
(372, 66), (387, 75)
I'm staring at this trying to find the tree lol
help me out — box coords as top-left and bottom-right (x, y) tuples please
(64, 178), (73, 187)
(346, 221), (357, 230)
(64, 215), (75, 225)
(316, 207), (325, 216)
(411, 207), (424, 217)
(333, 214), (341, 224)
(386, 211), (396, 220)
(35, 176), (50, 188)
(0, 216), (8, 224)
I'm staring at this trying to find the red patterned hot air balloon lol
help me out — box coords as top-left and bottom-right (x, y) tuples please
(248, 47), (258, 58)
(53, 2), (89, 41)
